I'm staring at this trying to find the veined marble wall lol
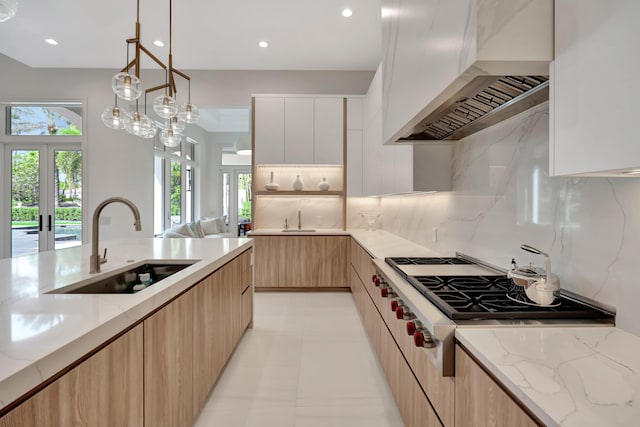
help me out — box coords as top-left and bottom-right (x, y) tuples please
(378, 103), (640, 336)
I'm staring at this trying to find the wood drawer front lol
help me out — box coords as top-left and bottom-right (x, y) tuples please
(377, 298), (442, 427)
(455, 345), (539, 427)
(255, 235), (347, 287)
(0, 325), (144, 427)
(384, 298), (455, 427)
(241, 284), (253, 330)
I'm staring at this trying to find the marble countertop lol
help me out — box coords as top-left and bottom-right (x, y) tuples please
(0, 237), (252, 411)
(456, 327), (639, 427)
(248, 228), (350, 236)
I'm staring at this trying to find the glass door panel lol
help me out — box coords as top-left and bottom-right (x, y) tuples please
(10, 149), (41, 257)
(237, 172), (252, 235)
(52, 149), (82, 250)
(170, 160), (182, 226)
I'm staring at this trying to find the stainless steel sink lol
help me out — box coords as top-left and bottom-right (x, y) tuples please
(281, 229), (316, 232)
(48, 260), (197, 294)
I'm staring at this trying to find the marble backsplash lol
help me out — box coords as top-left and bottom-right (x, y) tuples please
(374, 103), (640, 336)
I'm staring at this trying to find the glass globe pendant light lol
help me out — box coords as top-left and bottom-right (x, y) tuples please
(153, 94), (178, 118)
(169, 116), (185, 133)
(112, 72), (142, 101)
(178, 80), (200, 124)
(124, 110), (154, 137)
(160, 128), (181, 147)
(101, 95), (127, 130)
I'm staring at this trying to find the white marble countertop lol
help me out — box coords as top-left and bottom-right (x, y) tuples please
(248, 228), (350, 236)
(0, 237), (252, 411)
(456, 327), (640, 427)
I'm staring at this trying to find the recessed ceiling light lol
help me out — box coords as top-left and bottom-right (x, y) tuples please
(153, 40), (164, 47)
(258, 41), (269, 48)
(342, 8), (353, 18)
(45, 38), (58, 46)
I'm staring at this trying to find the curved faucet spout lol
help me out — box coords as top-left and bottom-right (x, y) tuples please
(90, 197), (142, 273)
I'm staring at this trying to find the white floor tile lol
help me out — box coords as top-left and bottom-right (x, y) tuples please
(193, 292), (404, 427)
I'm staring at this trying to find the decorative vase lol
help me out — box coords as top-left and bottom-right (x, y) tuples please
(292, 175), (304, 191)
(264, 171), (280, 191)
(318, 177), (330, 191)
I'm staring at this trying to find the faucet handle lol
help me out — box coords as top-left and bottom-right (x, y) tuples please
(101, 248), (108, 264)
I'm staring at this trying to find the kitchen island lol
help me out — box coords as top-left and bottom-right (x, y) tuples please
(0, 237), (252, 426)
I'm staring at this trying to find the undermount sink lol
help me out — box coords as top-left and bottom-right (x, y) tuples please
(281, 229), (316, 232)
(48, 260), (197, 294)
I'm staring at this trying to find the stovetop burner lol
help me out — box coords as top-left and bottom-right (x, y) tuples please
(386, 257), (473, 266)
(407, 275), (612, 321)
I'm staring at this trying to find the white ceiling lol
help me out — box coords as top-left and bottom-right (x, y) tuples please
(0, 0), (382, 71)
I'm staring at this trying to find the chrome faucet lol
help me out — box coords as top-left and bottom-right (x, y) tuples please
(90, 197), (142, 273)
(297, 209), (302, 230)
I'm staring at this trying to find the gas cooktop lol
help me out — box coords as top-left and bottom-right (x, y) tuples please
(385, 257), (614, 322)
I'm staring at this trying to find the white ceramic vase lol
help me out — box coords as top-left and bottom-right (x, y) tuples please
(292, 175), (304, 191)
(264, 171), (280, 191)
(318, 177), (330, 191)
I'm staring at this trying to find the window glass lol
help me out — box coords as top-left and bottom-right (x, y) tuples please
(7, 103), (83, 136)
(170, 160), (182, 226)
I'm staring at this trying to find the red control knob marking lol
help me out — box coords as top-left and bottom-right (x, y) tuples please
(413, 331), (424, 347)
(390, 300), (398, 312)
(381, 288), (388, 297)
(395, 306), (404, 319)
(406, 321), (416, 335)
(372, 275), (377, 283)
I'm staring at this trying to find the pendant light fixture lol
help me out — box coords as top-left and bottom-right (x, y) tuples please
(103, 0), (198, 146)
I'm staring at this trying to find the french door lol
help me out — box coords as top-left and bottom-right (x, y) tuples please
(221, 167), (252, 236)
(5, 144), (83, 257)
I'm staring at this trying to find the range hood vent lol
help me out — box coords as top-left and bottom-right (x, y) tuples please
(399, 75), (549, 142)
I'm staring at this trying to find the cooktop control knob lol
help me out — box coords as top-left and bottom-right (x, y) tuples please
(396, 306), (405, 319)
(413, 331), (424, 347)
(381, 287), (389, 297)
(374, 277), (381, 287)
(371, 274), (377, 283)
(406, 321), (416, 335)
(390, 300), (399, 312)
(413, 330), (436, 348)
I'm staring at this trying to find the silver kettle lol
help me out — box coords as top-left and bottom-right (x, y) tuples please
(508, 244), (560, 306)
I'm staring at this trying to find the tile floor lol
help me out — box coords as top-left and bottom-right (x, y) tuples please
(193, 292), (405, 427)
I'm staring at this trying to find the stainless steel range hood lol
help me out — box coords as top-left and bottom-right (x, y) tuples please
(398, 75), (549, 142)
(383, 0), (554, 144)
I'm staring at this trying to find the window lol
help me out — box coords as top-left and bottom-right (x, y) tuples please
(6, 103), (83, 136)
(154, 138), (197, 234)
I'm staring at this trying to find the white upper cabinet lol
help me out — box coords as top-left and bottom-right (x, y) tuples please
(253, 97), (284, 165)
(314, 98), (344, 164)
(381, 0), (552, 145)
(346, 97), (364, 196)
(284, 97), (314, 164)
(551, 0), (640, 176)
(253, 95), (344, 165)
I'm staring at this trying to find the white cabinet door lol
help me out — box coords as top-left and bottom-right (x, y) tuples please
(253, 97), (284, 164)
(347, 98), (363, 130)
(347, 130), (363, 196)
(551, 0), (640, 176)
(314, 97), (344, 164)
(284, 97), (314, 164)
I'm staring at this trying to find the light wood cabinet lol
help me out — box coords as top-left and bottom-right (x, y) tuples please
(193, 250), (252, 411)
(0, 325), (144, 427)
(253, 235), (347, 288)
(455, 345), (539, 427)
(144, 290), (194, 427)
(349, 238), (442, 427)
(551, 0), (640, 176)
